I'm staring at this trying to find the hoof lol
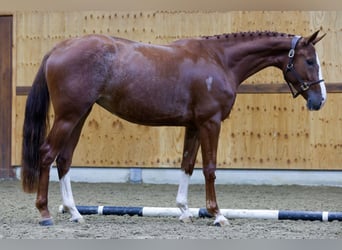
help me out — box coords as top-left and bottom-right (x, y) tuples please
(39, 218), (54, 226)
(213, 220), (230, 227)
(70, 217), (85, 224)
(179, 211), (193, 223)
(179, 216), (193, 223)
(213, 214), (230, 227)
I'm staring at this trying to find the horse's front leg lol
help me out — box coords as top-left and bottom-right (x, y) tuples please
(199, 118), (229, 226)
(176, 127), (200, 223)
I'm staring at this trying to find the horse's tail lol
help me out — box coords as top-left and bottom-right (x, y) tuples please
(21, 54), (51, 193)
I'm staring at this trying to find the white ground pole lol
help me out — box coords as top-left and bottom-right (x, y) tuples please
(59, 205), (342, 222)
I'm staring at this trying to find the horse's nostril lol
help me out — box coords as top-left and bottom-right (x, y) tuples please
(311, 103), (320, 111)
(307, 98), (322, 111)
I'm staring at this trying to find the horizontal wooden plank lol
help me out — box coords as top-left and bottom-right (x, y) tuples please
(16, 83), (342, 96)
(237, 83), (342, 93)
(16, 86), (30, 96)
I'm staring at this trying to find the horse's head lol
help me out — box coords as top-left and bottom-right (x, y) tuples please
(283, 30), (327, 111)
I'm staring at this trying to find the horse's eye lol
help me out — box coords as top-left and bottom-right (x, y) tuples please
(306, 59), (315, 66)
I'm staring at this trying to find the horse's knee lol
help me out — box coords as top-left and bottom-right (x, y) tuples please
(183, 163), (195, 176)
(203, 164), (216, 181)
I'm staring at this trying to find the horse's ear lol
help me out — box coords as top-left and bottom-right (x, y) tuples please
(306, 30), (326, 45)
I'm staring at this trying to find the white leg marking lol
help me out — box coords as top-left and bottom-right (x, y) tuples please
(214, 213), (230, 227)
(60, 172), (84, 223)
(176, 171), (193, 222)
(316, 53), (327, 106)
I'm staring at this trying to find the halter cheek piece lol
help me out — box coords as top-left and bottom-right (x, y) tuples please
(285, 35), (324, 98)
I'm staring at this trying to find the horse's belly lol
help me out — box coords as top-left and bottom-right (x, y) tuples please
(97, 96), (192, 126)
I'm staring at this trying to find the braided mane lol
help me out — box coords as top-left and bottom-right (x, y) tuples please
(201, 31), (295, 40)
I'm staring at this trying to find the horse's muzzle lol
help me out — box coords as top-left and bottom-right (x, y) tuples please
(307, 96), (324, 111)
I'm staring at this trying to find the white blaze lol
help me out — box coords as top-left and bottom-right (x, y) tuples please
(316, 53), (327, 106)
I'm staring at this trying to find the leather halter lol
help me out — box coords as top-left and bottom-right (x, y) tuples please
(285, 36), (324, 98)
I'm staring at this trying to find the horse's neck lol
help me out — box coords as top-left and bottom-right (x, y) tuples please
(206, 35), (293, 84)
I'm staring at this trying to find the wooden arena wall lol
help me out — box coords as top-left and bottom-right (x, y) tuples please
(13, 11), (342, 170)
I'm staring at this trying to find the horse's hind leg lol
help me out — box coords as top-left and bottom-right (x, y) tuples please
(56, 109), (91, 223)
(36, 159), (54, 226)
(176, 127), (200, 223)
(36, 108), (91, 225)
(36, 119), (77, 225)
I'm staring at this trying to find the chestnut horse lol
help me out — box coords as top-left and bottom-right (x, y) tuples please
(21, 30), (326, 226)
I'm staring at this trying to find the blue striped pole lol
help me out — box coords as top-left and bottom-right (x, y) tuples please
(59, 205), (342, 222)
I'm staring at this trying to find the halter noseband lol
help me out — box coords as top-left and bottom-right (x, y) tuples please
(285, 35), (324, 98)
